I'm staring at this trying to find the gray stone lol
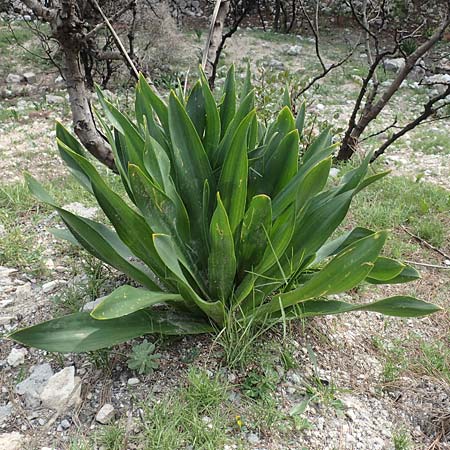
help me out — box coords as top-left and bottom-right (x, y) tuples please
(15, 282), (32, 301)
(23, 72), (36, 83)
(81, 296), (104, 312)
(60, 419), (71, 429)
(267, 59), (285, 71)
(247, 432), (260, 444)
(55, 75), (65, 85)
(42, 279), (65, 294)
(0, 316), (15, 326)
(7, 348), (28, 367)
(45, 94), (65, 105)
(62, 202), (98, 219)
(383, 58), (404, 72)
(0, 403), (12, 423)
(40, 366), (81, 411)
(96, 403), (115, 424)
(424, 74), (450, 95)
(0, 267), (16, 278)
(6, 74), (23, 84)
(0, 432), (24, 450)
(127, 377), (140, 386)
(16, 363), (54, 408)
(286, 45), (302, 56)
(0, 299), (13, 308)
(408, 65), (425, 82)
(0, 223), (5, 238)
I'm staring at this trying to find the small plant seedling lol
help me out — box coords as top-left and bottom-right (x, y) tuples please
(127, 340), (161, 375)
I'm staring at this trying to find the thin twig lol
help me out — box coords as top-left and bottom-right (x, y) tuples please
(404, 260), (450, 270)
(202, 0), (223, 70)
(89, 0), (139, 79)
(401, 226), (450, 260)
(85, 1), (135, 39)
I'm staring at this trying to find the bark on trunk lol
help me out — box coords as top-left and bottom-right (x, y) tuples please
(63, 47), (116, 170)
(203, 0), (231, 88)
(20, 0), (116, 170)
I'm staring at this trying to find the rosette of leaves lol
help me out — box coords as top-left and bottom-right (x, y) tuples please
(127, 340), (161, 375)
(9, 66), (440, 353)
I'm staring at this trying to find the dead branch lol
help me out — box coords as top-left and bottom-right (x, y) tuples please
(372, 85), (450, 160)
(402, 226), (450, 261)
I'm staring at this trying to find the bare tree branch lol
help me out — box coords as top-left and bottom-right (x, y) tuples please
(372, 85), (450, 160)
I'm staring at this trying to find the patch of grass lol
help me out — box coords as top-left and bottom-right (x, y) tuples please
(0, 226), (45, 274)
(414, 336), (450, 384)
(141, 368), (232, 449)
(0, 21), (34, 49)
(411, 217), (445, 247)
(372, 336), (409, 383)
(347, 173), (450, 257)
(242, 367), (279, 400)
(96, 424), (125, 450)
(68, 439), (91, 450)
(414, 129), (450, 155)
(392, 427), (412, 450)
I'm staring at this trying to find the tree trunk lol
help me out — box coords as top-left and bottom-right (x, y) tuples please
(62, 47), (116, 170)
(20, 0), (116, 170)
(203, 0), (231, 88)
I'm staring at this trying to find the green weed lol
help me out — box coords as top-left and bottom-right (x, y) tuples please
(141, 369), (232, 450)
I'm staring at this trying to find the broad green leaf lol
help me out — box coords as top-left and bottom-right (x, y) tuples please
(314, 227), (374, 265)
(55, 122), (85, 157)
(200, 71), (221, 157)
(55, 145), (167, 281)
(91, 285), (184, 319)
(263, 231), (387, 314)
(55, 127), (92, 193)
(263, 129), (299, 198)
(281, 296), (441, 320)
(153, 233), (225, 324)
(48, 227), (80, 247)
(129, 164), (190, 244)
(240, 63), (252, 100)
(264, 106), (296, 145)
(295, 102), (306, 139)
(288, 190), (354, 260)
(96, 86), (144, 167)
(367, 256), (405, 281)
(272, 143), (337, 218)
(282, 85), (291, 108)
(138, 73), (169, 131)
(208, 193), (237, 302)
(186, 81), (206, 139)
(168, 91), (214, 248)
(367, 265), (420, 284)
(219, 65), (236, 138)
(25, 174), (160, 291)
(295, 156), (332, 212)
(356, 171), (391, 193)
(236, 206), (295, 308)
(303, 128), (331, 164)
(215, 89), (255, 167)
(218, 111), (255, 233)
(9, 310), (212, 353)
(238, 195), (272, 277)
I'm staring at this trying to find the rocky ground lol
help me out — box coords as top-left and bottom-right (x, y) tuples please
(0, 23), (450, 450)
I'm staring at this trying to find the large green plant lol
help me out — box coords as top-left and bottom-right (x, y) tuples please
(9, 67), (440, 353)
